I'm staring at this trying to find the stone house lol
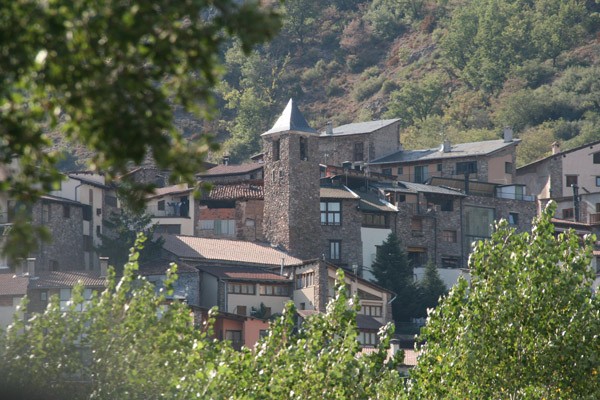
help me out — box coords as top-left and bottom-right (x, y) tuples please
(369, 129), (519, 185)
(317, 119), (402, 167)
(516, 139), (600, 223)
(138, 258), (200, 306)
(0, 268), (28, 329)
(195, 180), (264, 241)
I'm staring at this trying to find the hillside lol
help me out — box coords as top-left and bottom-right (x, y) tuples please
(54, 0), (600, 170)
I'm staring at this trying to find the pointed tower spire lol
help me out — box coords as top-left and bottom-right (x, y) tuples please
(262, 98), (317, 136)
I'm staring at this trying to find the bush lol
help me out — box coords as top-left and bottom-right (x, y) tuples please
(352, 76), (385, 101)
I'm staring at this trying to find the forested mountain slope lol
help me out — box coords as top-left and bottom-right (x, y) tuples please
(55, 0), (600, 169)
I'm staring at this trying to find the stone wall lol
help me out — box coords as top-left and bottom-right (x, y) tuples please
(235, 199), (264, 241)
(31, 200), (85, 271)
(263, 132), (321, 260)
(319, 198), (363, 268)
(317, 122), (401, 166)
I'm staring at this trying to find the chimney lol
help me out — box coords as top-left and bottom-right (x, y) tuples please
(503, 126), (513, 143)
(26, 257), (36, 277)
(99, 257), (109, 278)
(551, 141), (560, 155)
(222, 156), (230, 165)
(326, 121), (333, 135)
(441, 139), (451, 153)
(388, 338), (401, 361)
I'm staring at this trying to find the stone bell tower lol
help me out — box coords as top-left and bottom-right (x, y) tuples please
(262, 99), (321, 260)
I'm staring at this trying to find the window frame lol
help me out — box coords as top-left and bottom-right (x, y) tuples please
(329, 240), (341, 261)
(320, 201), (342, 226)
(566, 175), (578, 187)
(456, 161), (477, 175)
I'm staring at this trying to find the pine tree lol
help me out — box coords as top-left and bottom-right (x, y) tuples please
(370, 232), (415, 322)
(415, 260), (447, 318)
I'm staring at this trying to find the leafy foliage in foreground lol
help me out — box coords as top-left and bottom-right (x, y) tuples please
(0, 236), (403, 400)
(408, 203), (600, 399)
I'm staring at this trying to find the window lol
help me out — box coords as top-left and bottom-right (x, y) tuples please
(63, 204), (70, 218)
(382, 168), (392, 176)
(442, 230), (457, 243)
(320, 201), (341, 225)
(296, 272), (314, 289)
(273, 139), (280, 161)
(414, 165), (428, 183)
(353, 142), (364, 161)
(96, 208), (102, 216)
(594, 152), (600, 164)
(562, 208), (574, 219)
(329, 240), (341, 261)
(259, 329), (269, 338)
(397, 167), (403, 175)
(596, 177), (600, 187)
(358, 331), (378, 346)
(566, 175), (578, 187)
(362, 213), (387, 227)
(441, 257), (460, 269)
(236, 306), (247, 316)
(440, 199), (453, 212)
(411, 217), (423, 236)
(225, 330), (243, 350)
(360, 305), (382, 317)
(505, 162), (513, 174)
(105, 195), (118, 207)
(42, 203), (51, 223)
(83, 235), (93, 252)
(437, 163), (442, 172)
(300, 137), (307, 160)
(260, 285), (290, 296)
(228, 283), (256, 295)
(456, 161), (477, 175)
(214, 220), (235, 236)
(49, 260), (58, 271)
(407, 248), (427, 267)
(40, 291), (48, 302)
(396, 194), (406, 203)
(596, 203), (600, 213)
(464, 206), (495, 240)
(82, 205), (92, 221)
(508, 212), (519, 225)
(158, 200), (165, 211)
(96, 225), (101, 236)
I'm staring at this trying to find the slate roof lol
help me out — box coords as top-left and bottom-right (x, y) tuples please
(67, 174), (110, 189)
(198, 163), (263, 177)
(197, 265), (290, 282)
(40, 194), (84, 206)
(262, 98), (317, 136)
(147, 184), (193, 199)
(357, 191), (397, 212)
(159, 235), (304, 266)
(202, 181), (264, 201)
(138, 258), (197, 275)
(320, 186), (359, 199)
(0, 271), (28, 296)
(356, 314), (384, 330)
(370, 139), (520, 165)
(28, 271), (106, 289)
(378, 181), (465, 197)
(320, 119), (401, 137)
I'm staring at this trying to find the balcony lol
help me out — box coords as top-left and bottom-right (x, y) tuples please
(589, 213), (600, 225)
(146, 205), (190, 218)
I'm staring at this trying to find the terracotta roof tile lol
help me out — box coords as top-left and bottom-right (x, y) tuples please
(197, 265), (289, 281)
(29, 271), (106, 289)
(401, 349), (419, 366)
(0, 272), (28, 296)
(203, 181), (264, 201)
(160, 235), (303, 266)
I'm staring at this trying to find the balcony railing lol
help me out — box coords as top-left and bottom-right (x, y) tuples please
(146, 205), (190, 218)
(589, 213), (600, 225)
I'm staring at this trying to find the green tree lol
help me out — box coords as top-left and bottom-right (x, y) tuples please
(97, 205), (163, 274)
(0, 0), (280, 262)
(0, 243), (405, 399)
(408, 203), (600, 399)
(414, 260), (446, 318)
(385, 73), (448, 126)
(371, 232), (416, 322)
